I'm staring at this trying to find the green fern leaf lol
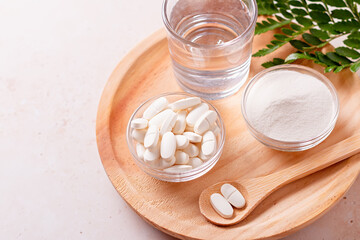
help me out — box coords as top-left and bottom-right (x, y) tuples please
(324, 0), (346, 7)
(308, 3), (326, 11)
(309, 11), (331, 23)
(348, 31), (360, 40)
(302, 33), (323, 45)
(255, 18), (292, 35)
(309, 29), (330, 39)
(326, 52), (352, 64)
(350, 61), (360, 72)
(289, 0), (304, 6)
(333, 21), (360, 33)
(296, 16), (313, 27)
(290, 40), (311, 50)
(335, 47), (360, 59)
(344, 39), (360, 49)
(292, 8), (308, 16)
(285, 52), (317, 62)
(282, 28), (296, 35)
(331, 9), (355, 20)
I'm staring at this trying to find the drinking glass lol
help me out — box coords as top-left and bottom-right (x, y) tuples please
(162, 0), (258, 100)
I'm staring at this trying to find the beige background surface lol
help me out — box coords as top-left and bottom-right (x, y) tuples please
(0, 0), (359, 239)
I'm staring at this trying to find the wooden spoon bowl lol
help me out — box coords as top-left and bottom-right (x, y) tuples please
(199, 181), (249, 225)
(199, 134), (360, 226)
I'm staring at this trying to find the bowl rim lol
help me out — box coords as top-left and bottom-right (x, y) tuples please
(126, 92), (226, 179)
(241, 64), (340, 147)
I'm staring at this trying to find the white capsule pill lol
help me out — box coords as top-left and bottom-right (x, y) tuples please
(186, 103), (209, 127)
(221, 184), (246, 209)
(161, 132), (176, 160)
(159, 111), (177, 136)
(161, 156), (176, 169)
(175, 151), (189, 164)
(210, 193), (234, 219)
(143, 145), (160, 162)
(188, 157), (203, 168)
(183, 143), (199, 157)
(145, 158), (161, 169)
(198, 151), (211, 161)
(144, 125), (159, 149)
(136, 143), (145, 160)
(170, 97), (201, 111)
(131, 129), (146, 143)
(183, 132), (202, 143)
(143, 97), (168, 120)
(221, 183), (235, 200)
(149, 109), (174, 128)
(175, 135), (189, 149)
(194, 110), (217, 135)
(146, 156), (176, 169)
(172, 110), (187, 134)
(164, 165), (192, 173)
(131, 118), (148, 129)
(201, 131), (217, 157)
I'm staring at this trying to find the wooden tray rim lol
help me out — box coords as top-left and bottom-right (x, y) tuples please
(96, 28), (360, 240)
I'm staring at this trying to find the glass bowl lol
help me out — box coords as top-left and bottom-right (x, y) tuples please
(241, 64), (339, 152)
(126, 92), (225, 182)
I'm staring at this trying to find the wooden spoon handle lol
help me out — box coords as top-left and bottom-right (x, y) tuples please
(261, 135), (360, 189)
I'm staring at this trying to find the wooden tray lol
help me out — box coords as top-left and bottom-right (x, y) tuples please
(96, 28), (360, 239)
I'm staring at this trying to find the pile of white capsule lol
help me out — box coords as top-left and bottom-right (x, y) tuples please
(130, 96), (220, 173)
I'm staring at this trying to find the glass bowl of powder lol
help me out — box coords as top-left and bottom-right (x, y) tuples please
(241, 64), (339, 152)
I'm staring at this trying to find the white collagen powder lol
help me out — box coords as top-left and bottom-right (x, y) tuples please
(246, 70), (335, 142)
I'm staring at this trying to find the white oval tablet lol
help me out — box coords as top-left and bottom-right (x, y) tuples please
(175, 135), (189, 149)
(136, 143), (145, 160)
(186, 103), (209, 127)
(149, 109), (174, 128)
(175, 151), (189, 164)
(143, 145), (160, 162)
(210, 193), (233, 219)
(143, 97), (168, 120)
(183, 143), (199, 157)
(194, 110), (217, 135)
(221, 184), (246, 209)
(201, 131), (216, 157)
(172, 110), (187, 134)
(161, 132), (176, 160)
(159, 111), (177, 136)
(188, 157), (203, 168)
(198, 151), (211, 161)
(146, 156), (176, 169)
(183, 132), (202, 143)
(144, 158), (161, 169)
(164, 165), (192, 173)
(170, 97), (201, 111)
(131, 129), (146, 143)
(131, 118), (148, 129)
(144, 125), (159, 149)
(160, 156), (176, 169)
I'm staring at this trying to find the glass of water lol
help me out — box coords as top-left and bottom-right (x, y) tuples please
(162, 0), (258, 100)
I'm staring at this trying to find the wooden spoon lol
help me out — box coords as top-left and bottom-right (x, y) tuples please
(199, 135), (360, 226)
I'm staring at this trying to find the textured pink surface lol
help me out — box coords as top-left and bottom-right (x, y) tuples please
(1, 0), (358, 239)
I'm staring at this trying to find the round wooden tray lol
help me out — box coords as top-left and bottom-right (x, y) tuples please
(96, 28), (360, 239)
